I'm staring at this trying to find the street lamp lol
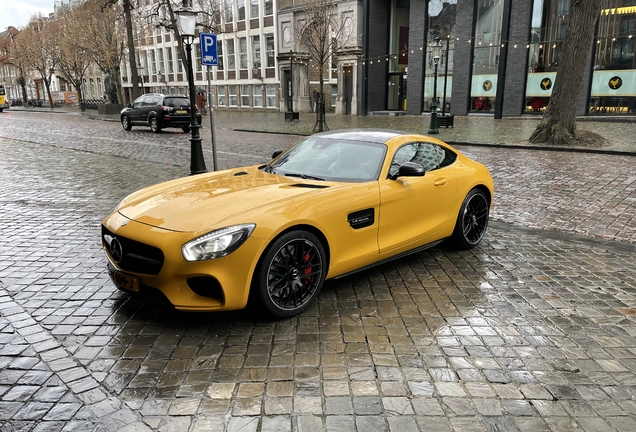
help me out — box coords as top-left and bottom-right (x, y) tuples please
(176, 0), (207, 175)
(428, 37), (443, 135)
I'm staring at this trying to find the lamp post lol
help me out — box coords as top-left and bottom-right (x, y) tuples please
(176, 0), (207, 175)
(428, 37), (443, 135)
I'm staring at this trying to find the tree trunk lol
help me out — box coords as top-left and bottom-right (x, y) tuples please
(124, 0), (141, 103)
(42, 76), (54, 108)
(529, 0), (602, 145)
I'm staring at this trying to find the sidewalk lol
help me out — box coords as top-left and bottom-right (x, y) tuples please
(9, 105), (636, 154)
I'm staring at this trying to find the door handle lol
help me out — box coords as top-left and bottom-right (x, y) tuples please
(434, 178), (448, 186)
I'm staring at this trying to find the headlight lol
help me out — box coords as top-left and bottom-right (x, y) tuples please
(182, 223), (256, 261)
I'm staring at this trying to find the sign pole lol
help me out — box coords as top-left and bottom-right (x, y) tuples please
(207, 65), (217, 171)
(199, 32), (219, 171)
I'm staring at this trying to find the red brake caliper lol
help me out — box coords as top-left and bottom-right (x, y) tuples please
(303, 249), (312, 285)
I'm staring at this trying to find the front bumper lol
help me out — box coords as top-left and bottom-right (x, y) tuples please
(102, 212), (265, 311)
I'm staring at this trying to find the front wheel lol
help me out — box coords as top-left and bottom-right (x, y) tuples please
(121, 115), (132, 131)
(256, 230), (327, 318)
(451, 188), (490, 249)
(149, 117), (161, 133)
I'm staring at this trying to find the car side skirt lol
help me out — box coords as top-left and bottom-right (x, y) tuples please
(331, 239), (445, 280)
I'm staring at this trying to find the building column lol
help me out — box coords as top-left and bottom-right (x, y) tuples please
(406, 0), (427, 115)
(450, 0), (474, 116)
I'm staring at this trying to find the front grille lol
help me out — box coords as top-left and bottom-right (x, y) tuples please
(102, 225), (164, 275)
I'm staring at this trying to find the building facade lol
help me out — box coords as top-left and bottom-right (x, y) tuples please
(362, 0), (636, 117)
(121, 0), (281, 110)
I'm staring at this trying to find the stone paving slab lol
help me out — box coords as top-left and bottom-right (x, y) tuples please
(1, 112), (636, 431)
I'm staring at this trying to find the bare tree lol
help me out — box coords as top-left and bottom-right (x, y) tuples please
(97, 0), (143, 103)
(529, 0), (603, 145)
(0, 27), (30, 104)
(79, 0), (127, 104)
(291, 0), (354, 131)
(49, 8), (92, 111)
(13, 15), (58, 107)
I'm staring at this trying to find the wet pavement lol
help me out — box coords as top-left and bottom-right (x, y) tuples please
(1, 110), (636, 431)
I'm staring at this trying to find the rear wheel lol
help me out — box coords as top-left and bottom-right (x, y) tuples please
(121, 115), (132, 131)
(256, 230), (326, 318)
(451, 189), (490, 249)
(150, 117), (161, 133)
(182, 125), (191, 133)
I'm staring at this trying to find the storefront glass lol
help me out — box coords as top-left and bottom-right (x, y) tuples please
(525, 0), (570, 113)
(590, 1), (636, 114)
(387, 0), (410, 110)
(425, 1), (456, 113)
(470, 0), (504, 112)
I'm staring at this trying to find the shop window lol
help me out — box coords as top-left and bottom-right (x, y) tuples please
(229, 85), (237, 106)
(218, 86), (226, 106)
(589, 0), (636, 114)
(253, 84), (263, 107)
(238, 0), (246, 21)
(241, 85), (250, 106)
(266, 84), (276, 107)
(265, 34), (275, 67)
(239, 37), (248, 69)
(250, 0), (259, 18)
(469, 0), (504, 112)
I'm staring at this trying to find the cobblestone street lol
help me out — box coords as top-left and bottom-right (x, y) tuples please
(1, 111), (636, 431)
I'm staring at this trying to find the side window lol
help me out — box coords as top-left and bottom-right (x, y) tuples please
(389, 142), (456, 177)
(132, 96), (145, 108)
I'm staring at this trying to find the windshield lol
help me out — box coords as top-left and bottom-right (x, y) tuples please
(267, 137), (387, 182)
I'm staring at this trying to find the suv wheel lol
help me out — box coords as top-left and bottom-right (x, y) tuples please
(150, 117), (161, 133)
(121, 115), (132, 131)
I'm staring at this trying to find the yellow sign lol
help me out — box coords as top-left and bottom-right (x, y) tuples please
(540, 78), (552, 90)
(608, 76), (622, 90)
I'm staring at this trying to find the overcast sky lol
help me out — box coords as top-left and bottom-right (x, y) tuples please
(0, 0), (55, 31)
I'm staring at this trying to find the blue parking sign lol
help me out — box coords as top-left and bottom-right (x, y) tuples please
(200, 33), (218, 66)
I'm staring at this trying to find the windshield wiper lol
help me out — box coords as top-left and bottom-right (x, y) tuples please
(285, 173), (325, 181)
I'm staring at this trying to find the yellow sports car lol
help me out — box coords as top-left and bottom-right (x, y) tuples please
(102, 130), (493, 318)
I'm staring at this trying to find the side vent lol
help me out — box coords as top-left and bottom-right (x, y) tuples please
(348, 209), (375, 229)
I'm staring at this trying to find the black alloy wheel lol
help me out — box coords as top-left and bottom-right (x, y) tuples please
(121, 115), (132, 131)
(257, 230), (326, 318)
(451, 188), (490, 249)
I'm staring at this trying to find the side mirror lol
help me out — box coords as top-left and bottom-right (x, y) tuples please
(272, 149), (283, 159)
(127, 103), (133, 108)
(396, 161), (425, 178)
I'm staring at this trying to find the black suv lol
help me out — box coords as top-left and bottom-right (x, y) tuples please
(120, 93), (202, 133)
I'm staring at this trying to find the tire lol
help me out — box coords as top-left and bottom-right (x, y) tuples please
(150, 117), (161, 133)
(256, 230), (327, 318)
(182, 125), (191, 133)
(450, 188), (490, 249)
(121, 115), (132, 131)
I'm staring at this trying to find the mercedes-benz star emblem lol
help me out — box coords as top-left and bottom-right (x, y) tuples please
(110, 238), (124, 264)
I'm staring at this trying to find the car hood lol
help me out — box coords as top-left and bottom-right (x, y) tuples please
(117, 166), (330, 233)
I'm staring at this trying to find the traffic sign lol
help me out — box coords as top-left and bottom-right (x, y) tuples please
(200, 33), (218, 66)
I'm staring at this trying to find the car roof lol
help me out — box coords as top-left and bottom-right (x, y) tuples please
(311, 129), (406, 144)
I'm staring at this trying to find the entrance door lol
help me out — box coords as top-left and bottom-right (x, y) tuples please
(387, 73), (403, 110)
(343, 66), (353, 115)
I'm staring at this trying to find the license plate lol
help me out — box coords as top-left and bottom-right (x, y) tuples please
(108, 265), (139, 293)
(176, 110), (187, 114)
